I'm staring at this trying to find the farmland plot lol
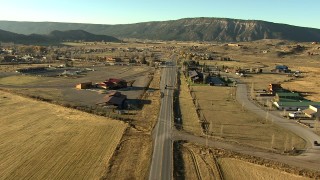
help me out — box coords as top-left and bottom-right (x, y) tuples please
(0, 91), (127, 180)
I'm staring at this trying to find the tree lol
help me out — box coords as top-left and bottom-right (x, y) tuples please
(140, 56), (147, 64)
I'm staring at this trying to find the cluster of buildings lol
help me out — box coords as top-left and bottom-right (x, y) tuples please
(76, 78), (130, 109)
(76, 78), (128, 90)
(184, 60), (228, 86)
(269, 84), (320, 119)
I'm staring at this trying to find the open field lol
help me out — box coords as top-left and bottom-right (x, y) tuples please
(282, 66), (320, 102)
(179, 143), (218, 180)
(219, 158), (310, 180)
(175, 143), (317, 180)
(103, 129), (152, 179)
(178, 74), (202, 135)
(0, 90), (127, 179)
(192, 86), (306, 151)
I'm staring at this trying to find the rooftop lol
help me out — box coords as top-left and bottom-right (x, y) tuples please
(276, 101), (320, 107)
(276, 92), (301, 97)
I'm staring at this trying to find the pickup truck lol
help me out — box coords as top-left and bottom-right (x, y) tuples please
(288, 111), (306, 119)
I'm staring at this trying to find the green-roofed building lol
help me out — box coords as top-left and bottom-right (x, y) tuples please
(275, 92), (303, 102)
(274, 101), (320, 111)
(273, 92), (320, 110)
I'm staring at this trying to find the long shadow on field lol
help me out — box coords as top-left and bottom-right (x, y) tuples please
(126, 99), (151, 110)
(120, 87), (159, 91)
(173, 141), (186, 180)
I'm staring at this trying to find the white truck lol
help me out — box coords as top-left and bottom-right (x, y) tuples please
(288, 111), (306, 119)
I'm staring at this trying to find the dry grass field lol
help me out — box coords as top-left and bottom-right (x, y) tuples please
(179, 74), (202, 135)
(178, 143), (314, 180)
(219, 158), (310, 180)
(132, 69), (161, 131)
(192, 86), (306, 151)
(0, 75), (45, 85)
(0, 91), (127, 179)
(103, 129), (152, 179)
(180, 143), (219, 180)
(282, 66), (320, 102)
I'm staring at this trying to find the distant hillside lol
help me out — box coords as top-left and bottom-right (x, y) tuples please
(0, 29), (26, 42)
(0, 29), (120, 44)
(0, 18), (320, 42)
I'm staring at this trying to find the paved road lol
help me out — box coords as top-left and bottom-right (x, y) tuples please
(149, 63), (176, 180)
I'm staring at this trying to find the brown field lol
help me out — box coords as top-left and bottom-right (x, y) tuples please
(179, 143), (313, 180)
(103, 129), (152, 179)
(192, 86), (306, 151)
(0, 91), (127, 179)
(180, 144), (218, 180)
(282, 66), (320, 102)
(131, 69), (161, 131)
(219, 158), (310, 180)
(179, 74), (202, 135)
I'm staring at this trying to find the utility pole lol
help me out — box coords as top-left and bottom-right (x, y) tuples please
(220, 124), (224, 138)
(271, 133), (275, 149)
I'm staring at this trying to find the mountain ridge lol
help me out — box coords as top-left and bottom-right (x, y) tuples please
(0, 29), (120, 44)
(1, 18), (320, 42)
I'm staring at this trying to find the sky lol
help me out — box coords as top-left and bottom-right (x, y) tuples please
(0, 0), (319, 29)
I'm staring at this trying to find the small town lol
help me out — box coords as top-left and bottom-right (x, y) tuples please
(1, 1), (320, 180)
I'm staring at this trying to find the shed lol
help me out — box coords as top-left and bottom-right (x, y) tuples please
(303, 105), (320, 118)
(76, 82), (92, 89)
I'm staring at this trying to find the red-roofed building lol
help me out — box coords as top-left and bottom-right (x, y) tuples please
(97, 78), (127, 89)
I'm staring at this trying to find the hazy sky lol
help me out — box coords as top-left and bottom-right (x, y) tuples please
(0, 0), (319, 28)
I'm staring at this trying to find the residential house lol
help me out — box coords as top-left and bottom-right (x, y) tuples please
(188, 70), (203, 83)
(97, 78), (127, 89)
(273, 65), (290, 73)
(97, 91), (127, 109)
(207, 77), (226, 86)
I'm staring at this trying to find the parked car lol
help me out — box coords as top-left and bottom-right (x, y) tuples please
(288, 111), (306, 119)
